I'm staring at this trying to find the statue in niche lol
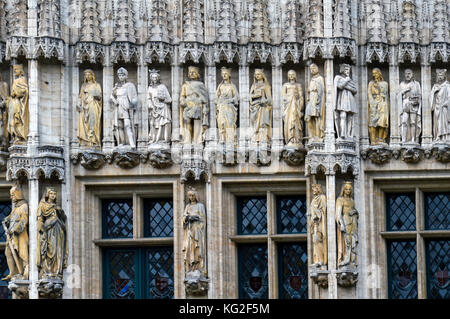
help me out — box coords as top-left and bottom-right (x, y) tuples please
(180, 66), (209, 145)
(111, 67), (138, 148)
(147, 69), (172, 144)
(335, 181), (358, 269)
(77, 69), (102, 148)
(309, 183), (327, 269)
(182, 187), (207, 278)
(305, 63), (325, 142)
(37, 187), (68, 279)
(398, 69), (421, 144)
(368, 68), (389, 145)
(7, 64), (29, 145)
(249, 69), (272, 143)
(216, 67), (239, 145)
(2, 186), (29, 281)
(430, 69), (450, 142)
(0, 74), (9, 150)
(282, 70), (304, 146)
(334, 64), (358, 140)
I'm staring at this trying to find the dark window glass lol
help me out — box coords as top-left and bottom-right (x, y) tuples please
(238, 244), (268, 299)
(146, 247), (174, 299)
(102, 199), (133, 239)
(426, 240), (450, 299)
(278, 243), (308, 299)
(144, 199), (173, 237)
(0, 251), (11, 299)
(277, 196), (307, 234)
(103, 249), (137, 299)
(0, 202), (11, 242)
(237, 197), (267, 235)
(388, 240), (418, 299)
(425, 193), (450, 230)
(386, 193), (416, 231)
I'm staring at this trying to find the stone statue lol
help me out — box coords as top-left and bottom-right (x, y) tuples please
(305, 63), (325, 142)
(335, 181), (358, 269)
(334, 64), (358, 139)
(216, 67), (239, 145)
(249, 69), (272, 143)
(0, 74), (9, 150)
(2, 186), (29, 281)
(309, 183), (327, 269)
(182, 188), (207, 277)
(7, 65), (29, 145)
(282, 70), (304, 146)
(77, 69), (102, 148)
(111, 67), (138, 148)
(148, 69), (172, 144)
(368, 68), (389, 145)
(180, 66), (209, 144)
(399, 69), (421, 144)
(430, 69), (450, 142)
(37, 187), (68, 279)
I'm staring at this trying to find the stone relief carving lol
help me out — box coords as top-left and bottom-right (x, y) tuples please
(75, 42), (105, 64)
(305, 64), (325, 143)
(309, 183), (327, 270)
(399, 69), (421, 144)
(80, 0), (102, 43)
(282, 70), (304, 146)
(430, 69), (450, 142)
(360, 145), (393, 165)
(8, 64), (29, 145)
(183, 0), (204, 42)
(307, 0), (324, 38)
(217, 0), (237, 43)
(37, 0), (61, 38)
(149, 0), (170, 42)
(250, 0), (270, 43)
(431, 0), (448, 43)
(334, 64), (357, 140)
(400, 0), (418, 44)
(148, 69), (172, 145)
(333, 0), (352, 39)
(216, 67), (239, 145)
(368, 68), (389, 145)
(114, 0), (136, 43)
(250, 69), (272, 144)
(77, 70), (102, 149)
(7, 0), (28, 36)
(283, 0), (304, 43)
(366, 0), (387, 43)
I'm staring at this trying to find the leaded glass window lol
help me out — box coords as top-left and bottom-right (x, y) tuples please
(102, 199), (133, 239)
(277, 196), (307, 234)
(278, 243), (308, 299)
(103, 249), (137, 299)
(425, 193), (450, 231)
(146, 247), (174, 299)
(0, 202), (11, 242)
(237, 197), (267, 235)
(238, 244), (268, 299)
(426, 240), (450, 299)
(144, 199), (173, 237)
(388, 240), (418, 299)
(0, 252), (11, 299)
(386, 193), (416, 231)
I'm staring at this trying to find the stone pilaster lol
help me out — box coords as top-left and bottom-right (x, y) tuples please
(102, 54), (114, 152)
(206, 61), (217, 143)
(171, 51), (181, 142)
(325, 173), (337, 299)
(271, 50), (283, 152)
(324, 59), (335, 152)
(389, 47), (401, 146)
(238, 49), (250, 146)
(137, 52), (148, 151)
(421, 61), (432, 147)
(27, 177), (39, 299)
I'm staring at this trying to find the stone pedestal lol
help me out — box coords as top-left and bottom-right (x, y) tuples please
(148, 143), (173, 168)
(37, 278), (64, 299)
(184, 270), (209, 297)
(336, 268), (358, 288)
(309, 269), (329, 289)
(281, 145), (307, 166)
(8, 278), (30, 299)
(111, 147), (140, 169)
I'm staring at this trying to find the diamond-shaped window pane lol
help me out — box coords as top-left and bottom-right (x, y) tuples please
(277, 196), (307, 234)
(426, 240), (450, 299)
(105, 250), (136, 299)
(0, 251), (11, 299)
(0, 202), (11, 242)
(386, 193), (416, 231)
(278, 243), (308, 299)
(144, 199), (173, 238)
(388, 240), (418, 299)
(102, 199), (133, 239)
(147, 247), (174, 299)
(425, 193), (450, 230)
(237, 197), (267, 235)
(238, 244), (268, 299)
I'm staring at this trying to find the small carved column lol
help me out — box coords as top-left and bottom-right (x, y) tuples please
(389, 47), (401, 146)
(421, 60), (432, 147)
(27, 176), (39, 299)
(359, 49), (370, 147)
(69, 49), (80, 151)
(271, 50), (283, 152)
(28, 59), (40, 147)
(102, 55), (115, 152)
(324, 59), (335, 152)
(137, 51), (148, 152)
(238, 49), (250, 150)
(325, 173), (337, 299)
(171, 51), (181, 142)
(206, 58), (217, 143)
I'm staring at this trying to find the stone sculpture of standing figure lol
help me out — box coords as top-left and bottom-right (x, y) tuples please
(305, 64), (325, 142)
(36, 188), (68, 279)
(282, 70), (304, 146)
(8, 65), (29, 145)
(430, 69), (450, 142)
(77, 69), (102, 148)
(216, 67), (239, 145)
(2, 186), (29, 281)
(250, 69), (272, 143)
(148, 69), (172, 144)
(0, 74), (9, 150)
(335, 182), (358, 269)
(180, 66), (209, 144)
(309, 183), (327, 269)
(398, 69), (421, 144)
(334, 64), (358, 139)
(111, 67), (138, 148)
(368, 68), (389, 145)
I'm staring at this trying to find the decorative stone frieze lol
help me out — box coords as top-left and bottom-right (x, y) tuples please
(179, 42), (208, 64)
(74, 42), (105, 64)
(305, 151), (359, 176)
(279, 43), (302, 64)
(111, 42), (140, 64)
(213, 42), (240, 64)
(144, 42), (173, 64)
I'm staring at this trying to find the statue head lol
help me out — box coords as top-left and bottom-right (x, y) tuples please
(220, 67), (232, 81)
(404, 69), (414, 81)
(10, 186), (24, 203)
(372, 68), (383, 82)
(187, 66), (201, 80)
(187, 187), (199, 204)
(42, 187), (57, 203)
(253, 69), (267, 83)
(117, 67), (128, 82)
(83, 69), (96, 83)
(149, 69), (161, 86)
(310, 63), (319, 76)
(13, 64), (25, 77)
(436, 69), (447, 84)
(339, 181), (353, 197)
(340, 64), (351, 77)
(287, 70), (297, 81)
(312, 183), (323, 196)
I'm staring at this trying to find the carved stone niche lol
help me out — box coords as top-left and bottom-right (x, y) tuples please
(248, 143), (271, 166)
(309, 268), (328, 288)
(110, 147), (140, 169)
(336, 268), (358, 288)
(8, 278), (29, 299)
(72, 149), (106, 170)
(181, 145), (209, 183)
(37, 278), (64, 299)
(281, 145), (307, 166)
(431, 143), (450, 163)
(360, 145), (393, 165)
(397, 143), (424, 164)
(147, 143), (173, 169)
